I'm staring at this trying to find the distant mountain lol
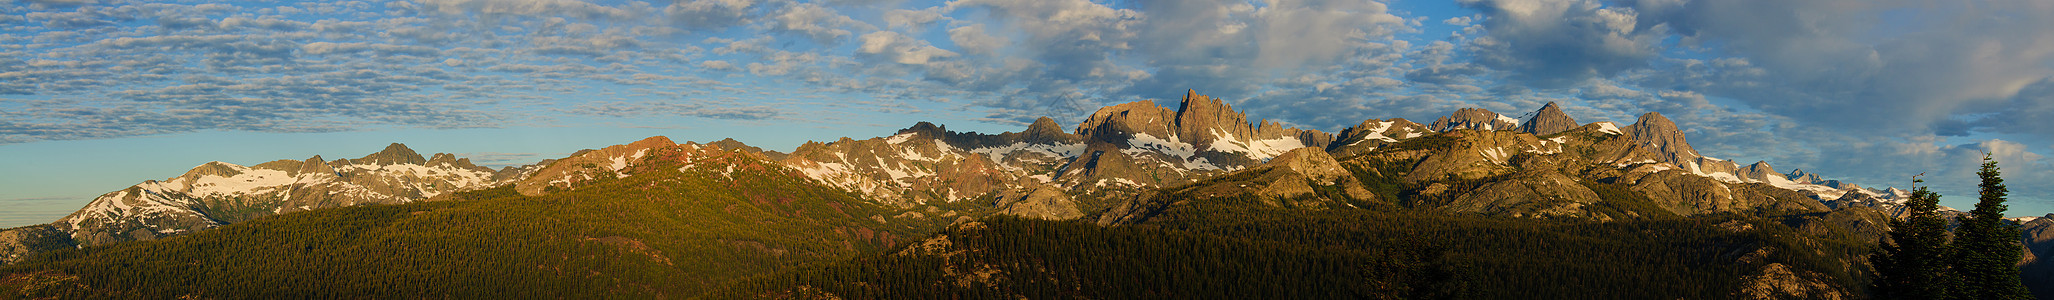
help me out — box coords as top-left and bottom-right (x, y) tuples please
(7, 88), (2041, 298)
(0, 142), (949, 298)
(50, 143), (538, 248)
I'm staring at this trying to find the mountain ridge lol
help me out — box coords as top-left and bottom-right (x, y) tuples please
(0, 89), (1951, 266)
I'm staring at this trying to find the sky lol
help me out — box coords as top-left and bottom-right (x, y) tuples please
(2, 0), (2052, 227)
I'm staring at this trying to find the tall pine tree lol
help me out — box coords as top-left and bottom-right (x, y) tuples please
(1949, 154), (2033, 300)
(1875, 176), (1956, 299)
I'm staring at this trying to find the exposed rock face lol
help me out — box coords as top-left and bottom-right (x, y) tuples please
(995, 187), (1081, 220)
(1327, 118), (1431, 158)
(1787, 169), (1823, 184)
(1625, 170), (1827, 216)
(1739, 161), (1780, 183)
(1245, 148), (1376, 201)
(1517, 102), (1579, 135)
(0, 225), (73, 265)
(352, 143), (429, 165)
(1735, 263), (1845, 300)
(55, 143), (536, 247)
(784, 90), (1350, 220)
(2019, 215), (2054, 299)
(1429, 108), (1519, 132)
(708, 138), (787, 161)
(516, 136), (678, 196)
(1443, 171), (1604, 219)
(1625, 112), (1702, 166)
(1402, 130), (1552, 183)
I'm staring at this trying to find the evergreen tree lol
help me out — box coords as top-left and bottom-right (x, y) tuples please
(1949, 154), (2033, 300)
(1875, 177), (1955, 299)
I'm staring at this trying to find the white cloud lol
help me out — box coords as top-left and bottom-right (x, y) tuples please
(884, 7), (946, 31)
(416, 0), (646, 21)
(665, 0), (755, 30)
(770, 3), (872, 44)
(1459, 0), (1665, 87)
(857, 31), (957, 65)
(946, 24), (1004, 55)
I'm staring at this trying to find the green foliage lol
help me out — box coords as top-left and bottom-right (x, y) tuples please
(1345, 158), (1414, 207)
(1, 165), (956, 299)
(1577, 180), (1681, 220)
(1875, 180), (1957, 299)
(720, 214), (1456, 299)
(1950, 155), (2033, 300)
(732, 195), (1875, 299)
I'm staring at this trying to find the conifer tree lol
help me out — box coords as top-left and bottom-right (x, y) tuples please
(1949, 154), (2033, 300)
(1875, 176), (1955, 299)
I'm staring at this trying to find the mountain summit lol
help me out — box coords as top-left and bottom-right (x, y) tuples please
(1518, 102), (1579, 135)
(353, 143), (428, 165)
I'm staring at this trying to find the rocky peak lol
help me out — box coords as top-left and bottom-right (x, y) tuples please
(1625, 112), (1702, 165)
(1518, 102), (1579, 135)
(1075, 100), (1178, 144)
(427, 153), (459, 165)
(179, 161), (243, 179)
(1740, 161), (1779, 182)
(898, 121), (947, 139)
(708, 138), (763, 153)
(1787, 169), (1822, 184)
(299, 155), (334, 175)
(625, 136), (676, 150)
(1429, 108), (1518, 132)
(1019, 117), (1080, 144)
(354, 143), (427, 166)
(514, 136), (679, 196)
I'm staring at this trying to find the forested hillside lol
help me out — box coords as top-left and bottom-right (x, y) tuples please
(0, 147), (968, 298)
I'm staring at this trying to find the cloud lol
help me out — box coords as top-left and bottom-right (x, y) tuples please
(1458, 0), (1665, 88)
(883, 7), (946, 31)
(769, 3), (872, 44)
(945, 24), (1004, 56)
(562, 101), (782, 120)
(416, 0), (647, 21)
(665, 0), (756, 30)
(856, 31), (956, 65)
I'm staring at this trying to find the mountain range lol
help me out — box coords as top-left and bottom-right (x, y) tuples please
(1, 90), (2041, 298)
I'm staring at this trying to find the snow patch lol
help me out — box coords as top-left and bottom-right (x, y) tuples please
(1124, 133), (1196, 159)
(1594, 122), (1622, 135)
(884, 133), (915, 144)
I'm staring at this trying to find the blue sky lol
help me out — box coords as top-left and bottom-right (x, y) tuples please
(3, 0), (2053, 227)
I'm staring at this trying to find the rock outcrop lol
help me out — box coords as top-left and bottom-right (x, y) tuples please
(1327, 118), (1431, 158)
(54, 143), (536, 247)
(1442, 171), (1604, 219)
(1429, 108), (1519, 132)
(0, 225), (73, 265)
(1517, 102), (1579, 136)
(516, 136), (678, 196)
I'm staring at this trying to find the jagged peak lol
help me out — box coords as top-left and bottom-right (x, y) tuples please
(1429, 108), (1518, 132)
(897, 121), (946, 138)
(428, 153), (459, 165)
(1633, 112), (1674, 128)
(355, 143), (427, 166)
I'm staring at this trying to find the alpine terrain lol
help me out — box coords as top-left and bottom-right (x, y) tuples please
(0, 90), (2040, 299)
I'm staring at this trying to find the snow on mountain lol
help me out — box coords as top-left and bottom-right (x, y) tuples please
(57, 144), (534, 247)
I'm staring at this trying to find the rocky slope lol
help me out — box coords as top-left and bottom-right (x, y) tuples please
(0, 89), (1954, 268)
(1517, 102), (1579, 135)
(47, 144), (539, 247)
